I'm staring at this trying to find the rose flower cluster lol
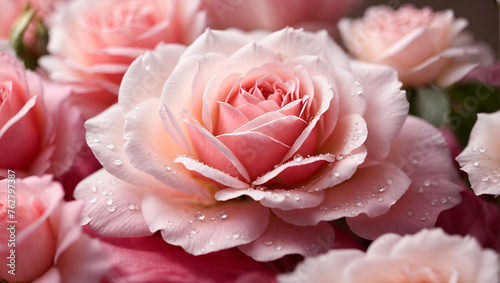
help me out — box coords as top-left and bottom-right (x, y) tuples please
(0, 0), (499, 282)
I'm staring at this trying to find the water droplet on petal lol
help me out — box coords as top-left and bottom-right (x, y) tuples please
(165, 165), (172, 171)
(410, 158), (419, 165)
(431, 199), (438, 206)
(479, 147), (486, 154)
(275, 245), (282, 251)
(333, 171), (340, 177)
(209, 241), (214, 246)
(293, 195), (300, 201)
(217, 211), (228, 220)
(195, 212), (205, 221)
(264, 241), (273, 246)
(420, 216), (427, 221)
(293, 154), (303, 162)
(232, 232), (240, 239)
(127, 203), (138, 211)
(89, 197), (97, 204)
(482, 176), (489, 182)
(190, 228), (197, 235)
(106, 143), (115, 149)
(378, 186), (387, 192)
(91, 186), (98, 193)
(105, 198), (114, 205)
(377, 197), (383, 202)
(92, 137), (100, 143)
(145, 65), (151, 71)
(386, 178), (393, 185)
(423, 179), (431, 187)
(440, 197), (447, 204)
(108, 205), (116, 212)
(473, 161), (479, 167)
(167, 221), (173, 226)
(406, 210), (414, 216)
(114, 159), (122, 166)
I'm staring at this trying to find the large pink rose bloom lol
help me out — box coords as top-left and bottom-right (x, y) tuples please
(202, 0), (361, 34)
(74, 28), (461, 261)
(0, 52), (83, 178)
(39, 0), (207, 119)
(457, 110), (500, 196)
(0, 175), (111, 282)
(278, 228), (500, 283)
(339, 5), (485, 88)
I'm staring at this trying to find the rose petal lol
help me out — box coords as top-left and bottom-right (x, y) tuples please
(73, 169), (153, 237)
(215, 187), (325, 211)
(174, 155), (249, 189)
(351, 61), (408, 163)
(118, 43), (186, 110)
(85, 103), (165, 189)
(179, 28), (255, 60)
(347, 116), (463, 239)
(457, 111), (500, 196)
(142, 191), (270, 255)
(238, 214), (335, 261)
(218, 131), (291, 180)
(124, 99), (210, 198)
(274, 162), (411, 226)
(252, 153), (336, 186)
(183, 111), (253, 179)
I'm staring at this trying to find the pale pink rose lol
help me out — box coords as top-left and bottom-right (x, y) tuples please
(0, 52), (84, 178)
(0, 175), (111, 283)
(339, 5), (486, 87)
(39, 0), (207, 119)
(456, 110), (500, 196)
(202, 0), (361, 34)
(278, 228), (500, 283)
(436, 190), (500, 252)
(74, 28), (461, 261)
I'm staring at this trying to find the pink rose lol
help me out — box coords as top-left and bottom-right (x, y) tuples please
(436, 190), (500, 252)
(74, 28), (461, 261)
(0, 52), (84, 178)
(39, 0), (207, 119)
(0, 175), (111, 282)
(278, 228), (500, 283)
(338, 5), (486, 87)
(202, 0), (361, 34)
(456, 110), (500, 196)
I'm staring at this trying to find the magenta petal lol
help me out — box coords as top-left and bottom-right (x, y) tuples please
(215, 188), (325, 211)
(274, 162), (411, 226)
(238, 214), (335, 261)
(73, 169), (152, 237)
(97, 235), (277, 283)
(142, 192), (270, 255)
(347, 116), (463, 239)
